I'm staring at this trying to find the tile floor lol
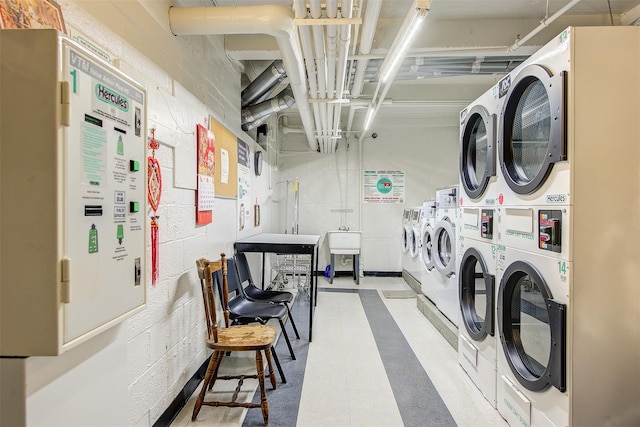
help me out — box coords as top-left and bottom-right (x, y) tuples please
(171, 276), (507, 426)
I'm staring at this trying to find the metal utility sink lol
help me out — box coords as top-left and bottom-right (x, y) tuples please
(326, 230), (361, 254)
(326, 231), (361, 285)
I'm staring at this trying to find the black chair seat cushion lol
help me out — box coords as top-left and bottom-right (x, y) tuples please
(228, 295), (287, 323)
(244, 285), (293, 304)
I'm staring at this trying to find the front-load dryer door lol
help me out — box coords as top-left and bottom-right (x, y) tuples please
(421, 225), (435, 270)
(433, 218), (456, 277)
(460, 105), (496, 200)
(500, 65), (566, 195)
(459, 247), (494, 341)
(498, 261), (566, 392)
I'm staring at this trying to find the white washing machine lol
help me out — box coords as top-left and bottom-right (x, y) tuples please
(420, 200), (437, 302)
(433, 186), (459, 327)
(404, 207), (422, 282)
(401, 208), (411, 254)
(493, 27), (640, 427)
(496, 246), (568, 427)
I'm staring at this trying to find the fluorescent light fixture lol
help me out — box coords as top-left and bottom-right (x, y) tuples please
(363, 105), (374, 131)
(379, 3), (429, 84)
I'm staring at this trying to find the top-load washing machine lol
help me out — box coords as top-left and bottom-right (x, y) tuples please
(433, 186), (459, 327)
(420, 200), (437, 302)
(494, 27), (640, 427)
(457, 85), (502, 407)
(404, 207), (423, 283)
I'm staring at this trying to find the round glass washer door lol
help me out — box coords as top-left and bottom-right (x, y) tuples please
(498, 260), (566, 392)
(433, 218), (456, 277)
(402, 226), (411, 253)
(460, 105), (495, 200)
(459, 247), (494, 341)
(421, 225), (435, 271)
(500, 64), (566, 195)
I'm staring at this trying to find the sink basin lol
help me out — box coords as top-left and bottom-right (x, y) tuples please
(327, 231), (361, 254)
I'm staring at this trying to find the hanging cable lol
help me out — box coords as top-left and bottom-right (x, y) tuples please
(606, 0), (614, 26)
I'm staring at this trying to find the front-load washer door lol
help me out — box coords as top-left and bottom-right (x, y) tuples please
(459, 247), (495, 341)
(500, 65), (566, 195)
(402, 225), (411, 253)
(498, 260), (566, 392)
(433, 218), (456, 277)
(460, 105), (496, 200)
(421, 224), (435, 270)
(410, 227), (420, 258)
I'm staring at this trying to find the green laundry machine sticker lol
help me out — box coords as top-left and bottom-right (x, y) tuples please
(89, 224), (99, 253)
(116, 224), (124, 244)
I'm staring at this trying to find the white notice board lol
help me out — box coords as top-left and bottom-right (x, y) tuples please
(363, 170), (405, 203)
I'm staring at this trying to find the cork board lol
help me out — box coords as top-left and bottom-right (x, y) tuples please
(210, 116), (237, 198)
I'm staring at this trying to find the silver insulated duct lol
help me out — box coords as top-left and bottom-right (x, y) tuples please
(241, 60), (287, 108)
(242, 87), (295, 131)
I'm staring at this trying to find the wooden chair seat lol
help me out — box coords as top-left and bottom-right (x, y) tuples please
(193, 255), (278, 425)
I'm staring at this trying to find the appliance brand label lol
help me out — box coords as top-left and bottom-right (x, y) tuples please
(484, 198), (496, 205)
(498, 74), (511, 98)
(545, 194), (567, 204)
(96, 84), (129, 112)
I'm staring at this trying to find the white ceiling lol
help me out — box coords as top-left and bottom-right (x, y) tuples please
(208, 0), (640, 149)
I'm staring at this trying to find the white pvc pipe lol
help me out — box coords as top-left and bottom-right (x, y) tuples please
(333, 0), (354, 139)
(168, 5), (317, 151)
(509, 0), (584, 51)
(351, 0), (383, 98)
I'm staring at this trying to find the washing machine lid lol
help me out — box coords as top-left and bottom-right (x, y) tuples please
(460, 104), (496, 200)
(409, 227), (420, 258)
(402, 225), (411, 253)
(433, 218), (456, 277)
(459, 247), (495, 341)
(498, 260), (566, 392)
(499, 64), (566, 195)
(421, 224), (435, 270)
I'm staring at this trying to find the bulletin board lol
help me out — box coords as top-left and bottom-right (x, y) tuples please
(210, 116), (238, 199)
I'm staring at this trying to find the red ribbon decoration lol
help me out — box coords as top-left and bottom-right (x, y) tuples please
(148, 129), (162, 285)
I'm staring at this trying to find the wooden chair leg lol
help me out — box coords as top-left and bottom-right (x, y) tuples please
(264, 346), (277, 389)
(192, 350), (223, 421)
(255, 350), (269, 425)
(208, 351), (225, 391)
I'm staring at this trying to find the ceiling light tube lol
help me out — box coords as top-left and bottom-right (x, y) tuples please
(379, 3), (429, 84)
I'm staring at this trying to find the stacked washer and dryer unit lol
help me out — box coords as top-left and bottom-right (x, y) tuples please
(407, 206), (424, 283)
(457, 81), (502, 408)
(402, 207), (422, 281)
(488, 27), (640, 427)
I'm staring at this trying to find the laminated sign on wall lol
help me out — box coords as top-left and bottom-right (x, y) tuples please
(363, 170), (405, 203)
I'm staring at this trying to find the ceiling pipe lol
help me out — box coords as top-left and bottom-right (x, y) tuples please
(332, 0), (354, 150)
(241, 60), (286, 107)
(351, 0), (383, 98)
(310, 0), (329, 148)
(508, 0), (584, 51)
(168, 5), (317, 151)
(293, 0), (324, 140)
(325, 0), (338, 147)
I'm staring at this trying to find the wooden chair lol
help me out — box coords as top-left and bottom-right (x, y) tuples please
(193, 254), (277, 425)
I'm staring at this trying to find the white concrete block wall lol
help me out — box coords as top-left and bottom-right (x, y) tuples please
(1, 1), (275, 426)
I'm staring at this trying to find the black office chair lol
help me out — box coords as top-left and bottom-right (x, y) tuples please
(235, 252), (300, 340)
(214, 257), (297, 360)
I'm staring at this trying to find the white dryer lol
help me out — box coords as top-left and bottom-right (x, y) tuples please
(496, 246), (568, 427)
(420, 200), (437, 302)
(457, 208), (498, 407)
(433, 186), (459, 327)
(493, 27), (640, 427)
(401, 208), (411, 254)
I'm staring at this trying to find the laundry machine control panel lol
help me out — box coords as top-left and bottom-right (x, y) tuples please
(539, 210), (562, 253)
(481, 209), (494, 240)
